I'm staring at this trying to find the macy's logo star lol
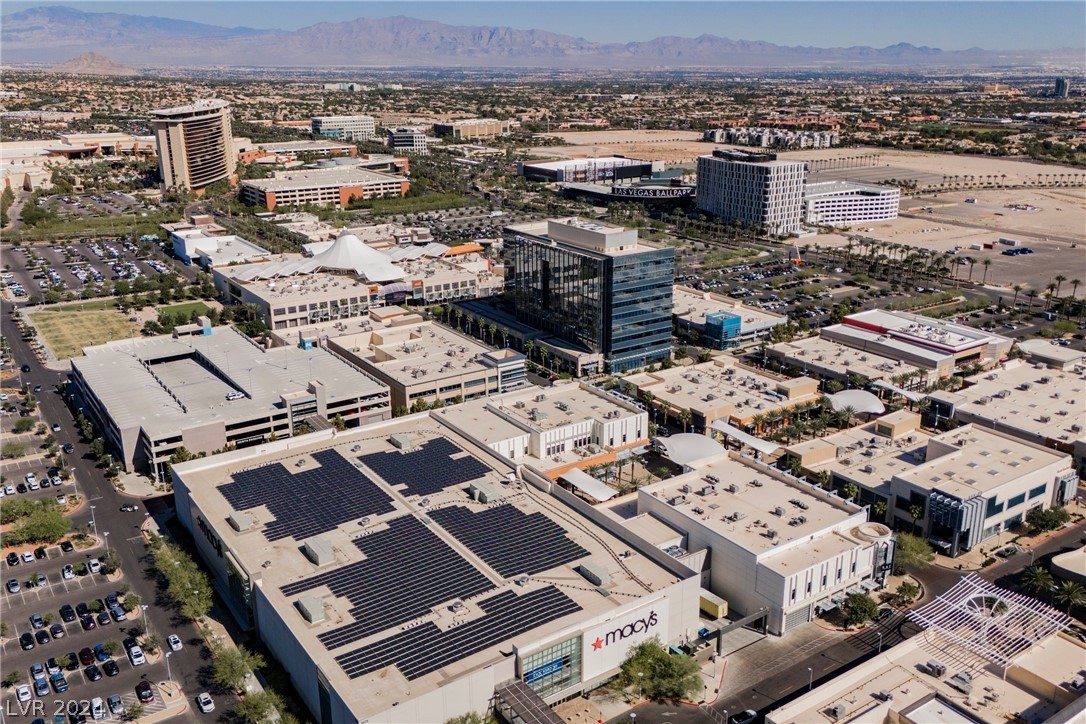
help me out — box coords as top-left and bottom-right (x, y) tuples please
(592, 637), (604, 650)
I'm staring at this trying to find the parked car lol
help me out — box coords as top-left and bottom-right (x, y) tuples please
(196, 693), (215, 713)
(84, 664), (102, 682)
(7, 551), (20, 566)
(135, 680), (154, 703)
(62, 565), (74, 580)
(93, 644), (110, 661)
(87, 559), (101, 574)
(15, 684), (31, 703)
(59, 540), (74, 553)
(33, 676), (50, 697)
(20, 632), (35, 649)
(59, 604), (76, 623)
(167, 634), (182, 651)
(34, 629), (50, 645)
(50, 672), (69, 693)
(107, 694), (124, 715)
(49, 623), (65, 639)
(102, 660), (119, 677)
(6, 578), (19, 593)
(29, 613), (45, 629)
(79, 647), (95, 666)
(80, 615), (96, 631)
(128, 645), (146, 666)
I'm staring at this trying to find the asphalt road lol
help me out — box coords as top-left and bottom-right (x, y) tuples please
(1, 300), (214, 722)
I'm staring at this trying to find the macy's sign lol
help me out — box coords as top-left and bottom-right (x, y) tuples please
(590, 610), (660, 651)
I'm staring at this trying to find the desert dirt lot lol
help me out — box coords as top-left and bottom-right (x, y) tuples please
(811, 186), (1085, 295)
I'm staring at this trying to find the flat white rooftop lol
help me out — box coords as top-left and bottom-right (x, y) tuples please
(844, 309), (1010, 354)
(522, 156), (648, 171)
(766, 631), (1085, 724)
(74, 326), (386, 439)
(243, 167), (406, 192)
(933, 359), (1086, 447)
(897, 424), (1070, 499)
(770, 335), (931, 380)
(642, 452), (860, 555)
(804, 180), (899, 198)
(672, 286), (786, 333)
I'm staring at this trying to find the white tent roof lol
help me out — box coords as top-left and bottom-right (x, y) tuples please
(827, 389), (885, 415)
(559, 468), (618, 502)
(310, 230), (404, 282)
(709, 421), (779, 455)
(654, 433), (726, 467)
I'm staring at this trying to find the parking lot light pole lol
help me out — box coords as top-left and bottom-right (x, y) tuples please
(877, 632), (883, 654)
(165, 651), (172, 685)
(808, 667), (814, 691)
(103, 531), (110, 551)
(141, 604), (151, 639)
(89, 504), (97, 532)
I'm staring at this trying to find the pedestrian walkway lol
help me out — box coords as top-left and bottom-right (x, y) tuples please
(117, 471), (169, 497)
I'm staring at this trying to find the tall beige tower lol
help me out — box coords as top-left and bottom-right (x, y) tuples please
(150, 99), (236, 193)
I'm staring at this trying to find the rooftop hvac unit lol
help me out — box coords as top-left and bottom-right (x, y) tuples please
(772, 506), (785, 516)
(830, 704), (847, 720)
(535, 394), (546, 402)
(750, 479), (763, 487)
(303, 537), (335, 567)
(726, 483), (738, 493)
(862, 464), (874, 474)
(668, 495), (687, 506)
(296, 595), (325, 623)
(680, 484), (692, 494)
(577, 561), (612, 587)
(228, 511), (254, 532)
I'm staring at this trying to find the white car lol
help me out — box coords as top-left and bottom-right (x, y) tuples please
(167, 634), (183, 652)
(62, 565), (75, 580)
(21, 551), (34, 564)
(4, 485), (14, 495)
(24, 473), (36, 485)
(196, 692), (215, 713)
(16, 684), (31, 703)
(128, 645), (145, 666)
(87, 558), (101, 574)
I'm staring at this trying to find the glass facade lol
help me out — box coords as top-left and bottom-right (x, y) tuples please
(504, 234), (674, 372)
(520, 635), (582, 699)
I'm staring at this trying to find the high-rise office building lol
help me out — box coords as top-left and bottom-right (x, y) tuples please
(150, 99), (236, 193)
(310, 114), (376, 141)
(504, 218), (674, 373)
(1054, 77), (1070, 98)
(696, 149), (807, 235)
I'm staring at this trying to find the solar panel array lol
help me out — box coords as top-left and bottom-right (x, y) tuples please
(218, 450), (394, 541)
(335, 586), (581, 680)
(359, 437), (492, 497)
(280, 516), (494, 650)
(429, 504), (590, 577)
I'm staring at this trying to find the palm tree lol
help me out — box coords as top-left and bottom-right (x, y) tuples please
(842, 481), (859, 502)
(981, 259), (991, 285)
(1011, 284), (1024, 308)
(1071, 278), (1082, 300)
(678, 408), (692, 434)
(524, 339), (535, 363)
(642, 391), (655, 421)
(1025, 289), (1037, 310)
(1044, 283), (1057, 311)
(751, 412), (767, 435)
(1053, 581), (1086, 612)
(1021, 566), (1054, 595)
(1053, 275), (1067, 298)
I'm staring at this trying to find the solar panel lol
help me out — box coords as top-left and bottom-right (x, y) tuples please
(359, 437), (493, 497)
(429, 504), (590, 577)
(280, 515), (494, 650)
(218, 449), (394, 541)
(335, 586), (581, 680)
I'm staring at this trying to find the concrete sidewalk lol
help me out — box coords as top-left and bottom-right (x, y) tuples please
(117, 471), (170, 497)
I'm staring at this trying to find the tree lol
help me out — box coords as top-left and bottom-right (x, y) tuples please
(124, 703), (145, 721)
(1, 441), (26, 458)
(1025, 506), (1070, 534)
(611, 637), (702, 701)
(1021, 566), (1054, 595)
(121, 592), (141, 613)
(233, 690), (284, 724)
(844, 593), (879, 627)
(3, 670), (23, 687)
(894, 533), (935, 573)
(841, 481), (859, 502)
(212, 645), (266, 692)
(13, 417), (36, 433)
(102, 639), (119, 656)
(444, 713), (498, 724)
(1053, 581), (1086, 612)
(100, 548), (122, 575)
(895, 580), (921, 606)
(332, 414), (346, 431)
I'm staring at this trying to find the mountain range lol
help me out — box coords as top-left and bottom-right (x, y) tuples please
(2, 5), (1080, 69)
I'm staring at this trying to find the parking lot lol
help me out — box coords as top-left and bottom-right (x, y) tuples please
(2, 236), (184, 303)
(1, 551), (177, 721)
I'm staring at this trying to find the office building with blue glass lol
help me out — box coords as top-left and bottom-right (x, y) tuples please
(503, 218), (674, 373)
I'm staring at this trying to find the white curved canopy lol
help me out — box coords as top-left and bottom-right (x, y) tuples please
(654, 433), (726, 466)
(827, 389), (885, 415)
(310, 230), (404, 282)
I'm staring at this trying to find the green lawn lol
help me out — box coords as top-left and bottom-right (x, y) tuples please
(158, 301), (211, 318)
(30, 309), (141, 360)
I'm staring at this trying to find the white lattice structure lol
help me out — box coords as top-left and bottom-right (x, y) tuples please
(908, 573), (1072, 669)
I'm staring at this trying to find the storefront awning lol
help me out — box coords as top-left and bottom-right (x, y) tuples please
(870, 379), (925, 402)
(709, 421), (779, 456)
(559, 468), (618, 502)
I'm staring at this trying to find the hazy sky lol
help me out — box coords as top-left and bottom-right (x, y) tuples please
(7, 1), (1085, 50)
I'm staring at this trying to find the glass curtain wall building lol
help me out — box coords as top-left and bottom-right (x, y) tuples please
(504, 219), (674, 372)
